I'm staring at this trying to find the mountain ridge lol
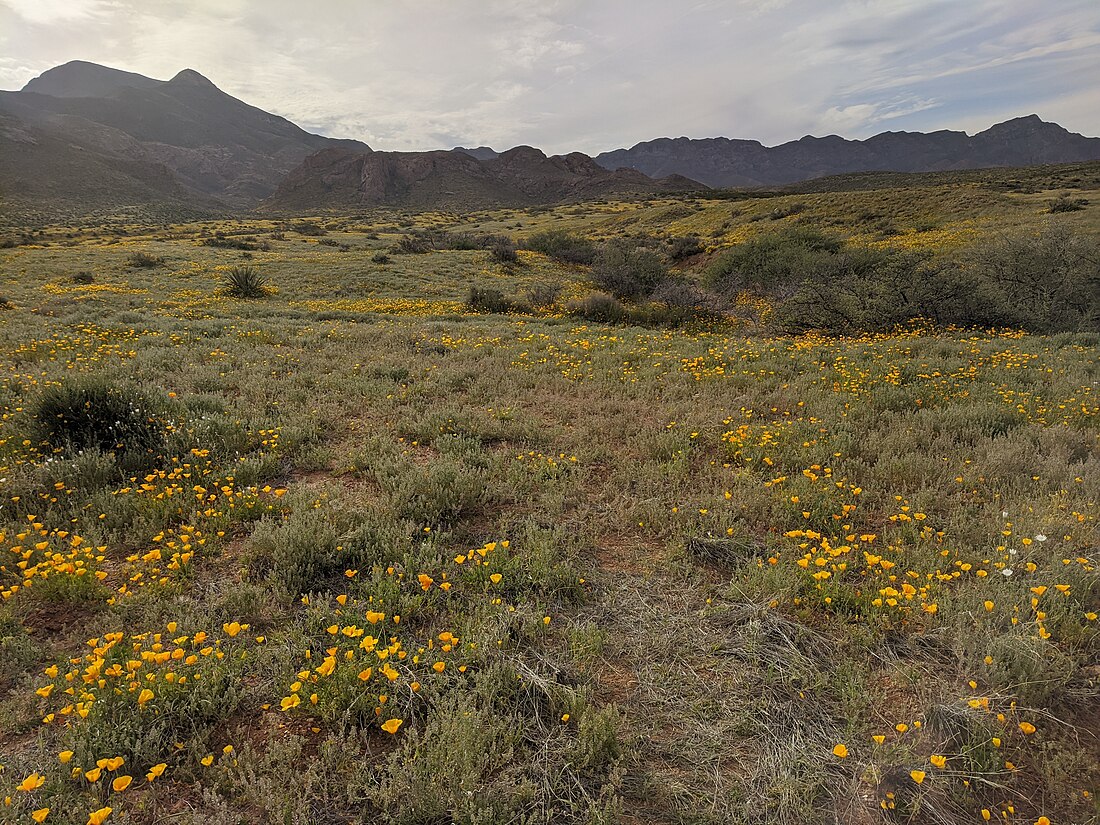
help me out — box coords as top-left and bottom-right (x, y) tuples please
(594, 115), (1100, 187)
(264, 144), (704, 211)
(4, 60), (1100, 218)
(2, 60), (372, 212)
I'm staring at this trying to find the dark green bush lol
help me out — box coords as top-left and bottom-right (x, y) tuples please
(707, 223), (1099, 334)
(566, 293), (627, 324)
(203, 234), (269, 251)
(666, 235), (705, 261)
(466, 286), (529, 314)
(706, 227), (843, 295)
(522, 230), (597, 264)
(222, 265), (269, 299)
(525, 281), (563, 308)
(591, 240), (669, 301)
(32, 379), (167, 460)
(1047, 194), (1088, 213)
(72, 271), (95, 284)
(126, 251), (165, 268)
(396, 234), (433, 253)
(488, 236), (519, 263)
(371, 251), (391, 264)
(959, 224), (1100, 332)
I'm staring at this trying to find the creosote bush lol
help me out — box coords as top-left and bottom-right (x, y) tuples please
(466, 285), (530, 315)
(1047, 193), (1088, 213)
(126, 251), (165, 268)
(591, 240), (669, 301)
(522, 230), (597, 264)
(32, 379), (168, 461)
(488, 236), (519, 264)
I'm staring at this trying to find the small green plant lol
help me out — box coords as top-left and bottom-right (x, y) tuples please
(488, 236), (518, 264)
(371, 251), (391, 264)
(522, 229), (597, 264)
(127, 251), (165, 268)
(466, 285), (528, 314)
(566, 293), (627, 324)
(1048, 193), (1088, 213)
(222, 265), (270, 298)
(666, 234), (705, 261)
(72, 271), (95, 284)
(32, 379), (168, 460)
(525, 281), (563, 308)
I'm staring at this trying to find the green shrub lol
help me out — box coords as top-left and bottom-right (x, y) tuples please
(1047, 193), (1088, 213)
(72, 271), (95, 284)
(32, 379), (168, 461)
(203, 234), (269, 251)
(391, 460), (487, 528)
(396, 234), (434, 254)
(466, 286), (529, 314)
(245, 509), (341, 593)
(960, 224), (1100, 332)
(222, 265), (270, 299)
(522, 230), (597, 264)
(566, 293), (627, 324)
(127, 251), (165, 268)
(371, 251), (391, 264)
(0, 610), (40, 689)
(525, 281), (563, 308)
(705, 227), (843, 294)
(489, 236), (519, 263)
(666, 234), (705, 261)
(591, 240), (669, 301)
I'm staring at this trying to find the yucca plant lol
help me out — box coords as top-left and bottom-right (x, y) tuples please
(222, 265), (269, 298)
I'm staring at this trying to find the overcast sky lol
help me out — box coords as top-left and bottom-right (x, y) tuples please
(2, 0), (1098, 155)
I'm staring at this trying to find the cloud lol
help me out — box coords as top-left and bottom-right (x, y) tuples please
(1, 0), (118, 25)
(0, 0), (1097, 153)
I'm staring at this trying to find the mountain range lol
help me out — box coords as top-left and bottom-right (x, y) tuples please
(3, 60), (1100, 218)
(592, 116), (1100, 188)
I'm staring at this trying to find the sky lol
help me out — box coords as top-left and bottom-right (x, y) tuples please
(1, 0), (1098, 155)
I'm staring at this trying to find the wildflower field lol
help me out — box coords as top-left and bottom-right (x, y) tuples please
(0, 171), (1098, 825)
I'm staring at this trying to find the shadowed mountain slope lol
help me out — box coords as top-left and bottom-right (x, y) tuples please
(1, 60), (371, 212)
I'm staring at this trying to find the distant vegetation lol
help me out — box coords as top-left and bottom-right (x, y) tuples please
(703, 224), (1099, 333)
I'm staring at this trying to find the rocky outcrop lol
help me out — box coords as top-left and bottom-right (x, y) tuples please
(265, 145), (704, 210)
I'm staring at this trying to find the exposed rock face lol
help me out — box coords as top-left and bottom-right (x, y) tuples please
(265, 145), (704, 210)
(452, 146), (500, 160)
(595, 116), (1100, 188)
(1, 60), (371, 211)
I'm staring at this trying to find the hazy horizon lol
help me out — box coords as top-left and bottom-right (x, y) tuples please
(2, 0), (1099, 155)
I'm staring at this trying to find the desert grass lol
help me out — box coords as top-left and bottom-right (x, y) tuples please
(0, 174), (1097, 824)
